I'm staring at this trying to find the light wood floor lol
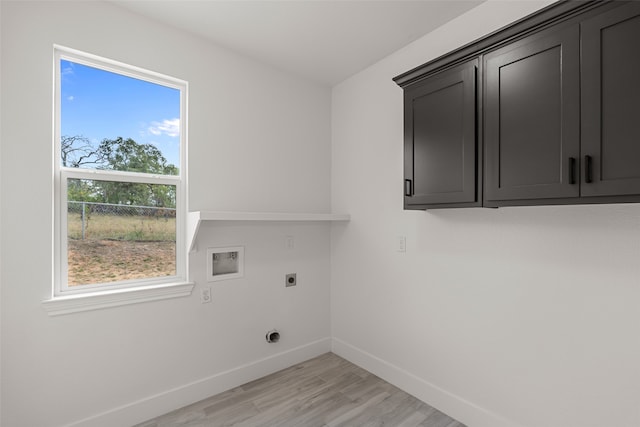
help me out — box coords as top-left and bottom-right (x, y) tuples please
(135, 352), (466, 427)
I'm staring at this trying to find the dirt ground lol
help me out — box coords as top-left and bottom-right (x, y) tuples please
(68, 239), (176, 286)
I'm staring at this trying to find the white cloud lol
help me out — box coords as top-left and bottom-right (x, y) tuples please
(67, 95), (74, 101)
(61, 63), (74, 77)
(148, 118), (180, 138)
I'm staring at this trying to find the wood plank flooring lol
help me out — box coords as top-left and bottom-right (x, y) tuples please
(135, 352), (466, 427)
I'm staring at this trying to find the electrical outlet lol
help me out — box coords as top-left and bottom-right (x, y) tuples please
(285, 273), (297, 287)
(201, 287), (212, 304)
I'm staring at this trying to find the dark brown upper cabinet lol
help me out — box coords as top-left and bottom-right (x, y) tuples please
(581, 2), (640, 197)
(395, 1), (640, 209)
(484, 25), (580, 204)
(403, 61), (478, 209)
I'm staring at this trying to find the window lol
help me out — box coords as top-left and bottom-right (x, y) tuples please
(53, 46), (188, 299)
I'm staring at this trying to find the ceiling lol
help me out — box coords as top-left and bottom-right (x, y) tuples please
(112, 0), (485, 87)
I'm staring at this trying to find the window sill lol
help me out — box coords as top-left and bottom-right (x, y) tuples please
(42, 282), (195, 316)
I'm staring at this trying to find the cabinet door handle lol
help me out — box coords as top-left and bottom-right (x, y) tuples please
(404, 179), (413, 197)
(585, 155), (593, 183)
(569, 157), (576, 185)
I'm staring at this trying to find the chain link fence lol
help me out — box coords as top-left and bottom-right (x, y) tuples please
(67, 201), (176, 241)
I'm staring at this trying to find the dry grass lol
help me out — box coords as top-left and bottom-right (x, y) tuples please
(68, 212), (175, 241)
(68, 240), (176, 286)
(67, 213), (176, 286)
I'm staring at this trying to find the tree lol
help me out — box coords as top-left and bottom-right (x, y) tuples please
(60, 135), (104, 168)
(63, 135), (178, 208)
(94, 137), (177, 208)
(97, 137), (177, 175)
(68, 178), (99, 204)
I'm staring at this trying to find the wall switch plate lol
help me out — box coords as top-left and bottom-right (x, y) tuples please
(201, 287), (212, 303)
(396, 236), (406, 253)
(285, 235), (295, 250)
(285, 273), (297, 287)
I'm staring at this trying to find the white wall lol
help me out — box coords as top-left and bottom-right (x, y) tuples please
(4, 1), (640, 427)
(0, 1), (3, 423)
(0, 1), (331, 426)
(331, 2), (640, 427)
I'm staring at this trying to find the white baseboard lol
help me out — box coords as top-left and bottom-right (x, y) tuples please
(331, 337), (523, 427)
(65, 337), (332, 427)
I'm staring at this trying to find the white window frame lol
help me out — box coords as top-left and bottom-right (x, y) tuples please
(47, 46), (191, 312)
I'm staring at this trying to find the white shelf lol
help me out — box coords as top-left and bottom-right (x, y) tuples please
(193, 211), (350, 222)
(187, 211), (350, 252)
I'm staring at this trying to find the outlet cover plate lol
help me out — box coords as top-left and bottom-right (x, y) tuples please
(201, 287), (212, 303)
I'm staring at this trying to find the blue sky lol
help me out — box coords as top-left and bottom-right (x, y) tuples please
(60, 59), (181, 167)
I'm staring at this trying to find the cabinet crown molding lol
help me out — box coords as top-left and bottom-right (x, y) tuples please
(393, 0), (611, 88)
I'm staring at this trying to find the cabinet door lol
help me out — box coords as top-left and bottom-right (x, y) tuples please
(404, 61), (477, 208)
(484, 26), (580, 203)
(581, 2), (640, 197)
